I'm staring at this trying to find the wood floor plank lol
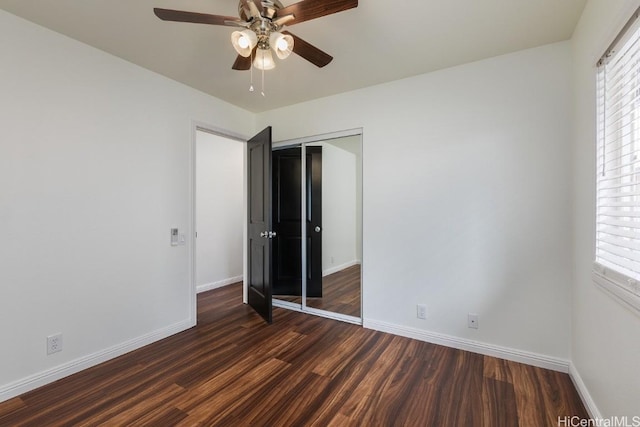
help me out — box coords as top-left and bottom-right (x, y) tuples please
(509, 361), (556, 426)
(222, 369), (329, 425)
(307, 333), (398, 426)
(0, 282), (588, 426)
(346, 346), (425, 425)
(0, 397), (26, 419)
(484, 355), (514, 383)
(482, 377), (519, 427)
(539, 367), (590, 422)
(311, 328), (376, 378)
(83, 383), (187, 427)
(245, 371), (332, 426)
(172, 350), (286, 413)
(334, 336), (412, 423)
(180, 357), (291, 425)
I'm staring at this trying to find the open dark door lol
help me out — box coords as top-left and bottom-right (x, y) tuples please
(247, 126), (273, 323)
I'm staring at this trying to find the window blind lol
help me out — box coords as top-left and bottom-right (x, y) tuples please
(596, 13), (640, 287)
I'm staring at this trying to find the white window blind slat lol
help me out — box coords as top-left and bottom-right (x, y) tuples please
(598, 242), (640, 262)
(598, 235), (640, 251)
(599, 153), (640, 174)
(598, 210), (640, 218)
(598, 226), (640, 239)
(599, 200), (640, 207)
(596, 180), (640, 192)
(597, 218), (640, 230)
(597, 188), (640, 199)
(597, 169), (640, 184)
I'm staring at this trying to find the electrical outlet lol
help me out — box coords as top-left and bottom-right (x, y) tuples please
(416, 304), (427, 320)
(468, 313), (479, 329)
(47, 333), (63, 355)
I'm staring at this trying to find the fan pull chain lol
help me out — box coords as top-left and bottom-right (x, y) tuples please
(260, 50), (266, 97)
(249, 50), (255, 92)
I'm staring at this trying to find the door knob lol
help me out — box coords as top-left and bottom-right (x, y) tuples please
(268, 231), (277, 238)
(260, 231), (268, 238)
(314, 226), (321, 233)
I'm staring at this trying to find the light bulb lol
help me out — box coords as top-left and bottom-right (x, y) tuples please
(238, 36), (250, 49)
(276, 38), (288, 51)
(269, 32), (294, 59)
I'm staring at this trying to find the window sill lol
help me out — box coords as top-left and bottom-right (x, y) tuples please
(592, 269), (640, 314)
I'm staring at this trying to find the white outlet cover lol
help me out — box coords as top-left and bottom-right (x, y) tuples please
(468, 313), (479, 329)
(417, 304), (427, 319)
(47, 333), (63, 355)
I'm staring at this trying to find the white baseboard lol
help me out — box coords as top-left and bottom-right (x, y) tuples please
(0, 318), (194, 404)
(363, 319), (570, 373)
(197, 275), (243, 293)
(569, 362), (602, 419)
(323, 260), (361, 277)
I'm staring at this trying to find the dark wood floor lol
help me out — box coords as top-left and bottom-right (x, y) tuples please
(0, 283), (587, 426)
(276, 264), (361, 317)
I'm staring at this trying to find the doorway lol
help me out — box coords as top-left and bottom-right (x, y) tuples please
(191, 125), (247, 328)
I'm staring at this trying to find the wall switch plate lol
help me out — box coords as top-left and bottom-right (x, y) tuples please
(47, 333), (63, 355)
(468, 313), (479, 329)
(417, 304), (427, 320)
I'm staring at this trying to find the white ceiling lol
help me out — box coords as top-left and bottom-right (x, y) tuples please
(0, 0), (586, 113)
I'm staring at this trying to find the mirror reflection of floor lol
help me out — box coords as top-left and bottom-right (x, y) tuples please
(274, 264), (361, 318)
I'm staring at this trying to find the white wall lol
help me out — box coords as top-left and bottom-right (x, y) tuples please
(258, 42), (574, 361)
(0, 10), (253, 400)
(196, 131), (244, 291)
(571, 0), (640, 418)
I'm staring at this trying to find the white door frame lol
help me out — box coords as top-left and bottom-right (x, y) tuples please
(189, 121), (248, 324)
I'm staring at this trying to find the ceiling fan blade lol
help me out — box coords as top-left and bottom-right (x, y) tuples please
(154, 8), (244, 26)
(276, 0), (358, 26)
(283, 31), (333, 68)
(232, 55), (252, 70)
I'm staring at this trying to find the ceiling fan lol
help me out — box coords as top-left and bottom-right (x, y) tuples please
(154, 0), (358, 71)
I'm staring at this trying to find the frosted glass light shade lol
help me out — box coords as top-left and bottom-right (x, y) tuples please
(253, 49), (276, 70)
(231, 30), (257, 57)
(270, 32), (294, 59)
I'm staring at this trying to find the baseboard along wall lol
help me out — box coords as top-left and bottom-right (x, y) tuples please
(0, 319), (194, 403)
(197, 275), (243, 294)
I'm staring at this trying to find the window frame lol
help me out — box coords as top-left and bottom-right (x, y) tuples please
(593, 7), (640, 313)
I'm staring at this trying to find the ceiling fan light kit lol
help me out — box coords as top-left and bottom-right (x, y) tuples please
(270, 32), (294, 59)
(231, 29), (257, 57)
(154, 0), (358, 93)
(254, 48), (276, 70)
